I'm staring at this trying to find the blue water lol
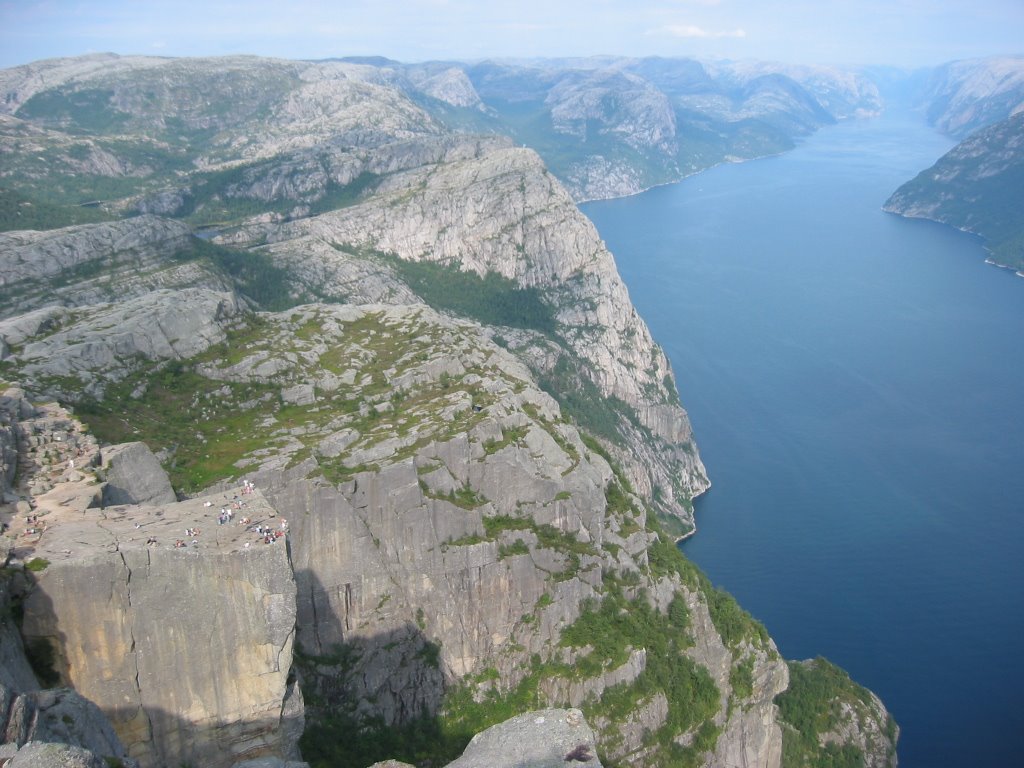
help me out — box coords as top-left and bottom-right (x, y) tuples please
(582, 111), (1024, 767)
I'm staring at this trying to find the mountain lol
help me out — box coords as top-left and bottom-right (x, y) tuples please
(0, 54), (896, 768)
(253, 54), (880, 201)
(884, 56), (1024, 272)
(920, 56), (1024, 138)
(885, 111), (1024, 271)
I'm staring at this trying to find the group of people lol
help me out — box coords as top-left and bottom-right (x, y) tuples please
(250, 518), (287, 545)
(135, 481), (281, 552)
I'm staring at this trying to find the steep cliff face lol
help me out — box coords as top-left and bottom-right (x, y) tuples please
(451, 57), (880, 201)
(921, 56), (1024, 138)
(885, 111), (1024, 272)
(0, 54), (708, 531)
(0, 390), (301, 768)
(885, 56), (1024, 274)
(223, 140), (707, 532)
(0, 297), (897, 766)
(20, 545), (300, 767)
(776, 658), (898, 768)
(0, 53), (898, 768)
(0, 216), (222, 318)
(4, 300), (782, 766)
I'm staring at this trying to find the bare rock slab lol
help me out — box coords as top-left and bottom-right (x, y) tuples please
(445, 708), (602, 768)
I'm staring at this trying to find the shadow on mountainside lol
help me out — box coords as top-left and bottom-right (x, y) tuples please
(293, 568), (463, 767)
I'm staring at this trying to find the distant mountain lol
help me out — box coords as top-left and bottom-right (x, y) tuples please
(885, 111), (1024, 271)
(922, 56), (1024, 138)
(343, 56), (882, 200)
(885, 56), (1024, 273)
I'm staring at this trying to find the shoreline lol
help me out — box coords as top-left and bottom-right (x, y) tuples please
(574, 152), (789, 207)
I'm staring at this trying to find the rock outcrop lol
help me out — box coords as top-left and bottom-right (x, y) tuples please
(0, 52), (899, 768)
(99, 441), (177, 507)
(2, 512), (138, 767)
(0, 216), (222, 319)
(921, 55), (1024, 138)
(0, 689), (138, 767)
(226, 140), (708, 531)
(446, 709), (602, 768)
(10, 287), (244, 398)
(1, 390), (301, 768)
(19, 543), (300, 768)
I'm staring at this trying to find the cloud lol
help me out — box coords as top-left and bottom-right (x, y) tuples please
(660, 24), (747, 39)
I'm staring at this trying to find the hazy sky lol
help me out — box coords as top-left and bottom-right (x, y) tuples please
(1, 0), (1022, 70)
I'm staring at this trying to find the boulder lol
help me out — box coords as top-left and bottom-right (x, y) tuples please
(445, 709), (602, 768)
(5, 742), (107, 768)
(100, 442), (176, 506)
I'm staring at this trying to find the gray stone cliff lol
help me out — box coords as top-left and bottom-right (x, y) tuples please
(0, 53), (899, 768)
(224, 140), (708, 531)
(1, 391), (301, 768)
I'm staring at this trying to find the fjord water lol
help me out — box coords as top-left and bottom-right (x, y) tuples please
(582, 111), (1024, 767)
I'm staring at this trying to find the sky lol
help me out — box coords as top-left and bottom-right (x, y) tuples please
(1, 0), (1022, 70)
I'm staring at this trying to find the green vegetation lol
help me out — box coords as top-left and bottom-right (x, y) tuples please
(25, 558), (50, 573)
(176, 237), (301, 311)
(377, 252), (558, 336)
(482, 515), (533, 537)
(445, 484), (488, 510)
(704, 585), (770, 652)
(537, 355), (641, 446)
(181, 161), (375, 226)
(301, 710), (470, 768)
(447, 575), (719, 767)
(888, 113), (1024, 271)
(18, 87), (130, 134)
(641, 498), (770, 654)
(65, 308), (506, 494)
(0, 187), (112, 231)
(730, 654), (755, 701)
(482, 425), (529, 454)
(465, 96), (678, 196)
(498, 540), (530, 558)
(179, 162), (293, 225)
(308, 171), (381, 215)
(776, 658), (893, 768)
(74, 356), (282, 492)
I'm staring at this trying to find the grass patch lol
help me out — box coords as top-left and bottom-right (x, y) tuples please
(730, 654), (755, 701)
(74, 356), (284, 493)
(378, 252), (558, 336)
(172, 237), (303, 311)
(0, 187), (112, 231)
(308, 171), (381, 215)
(560, 577), (720, 765)
(538, 355), (632, 445)
(498, 539), (530, 559)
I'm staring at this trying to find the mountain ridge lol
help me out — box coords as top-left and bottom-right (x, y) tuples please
(0, 52), (896, 768)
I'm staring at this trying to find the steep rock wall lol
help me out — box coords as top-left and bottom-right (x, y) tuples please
(19, 544), (299, 768)
(230, 144), (708, 529)
(4, 417), (302, 768)
(0, 216), (225, 319)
